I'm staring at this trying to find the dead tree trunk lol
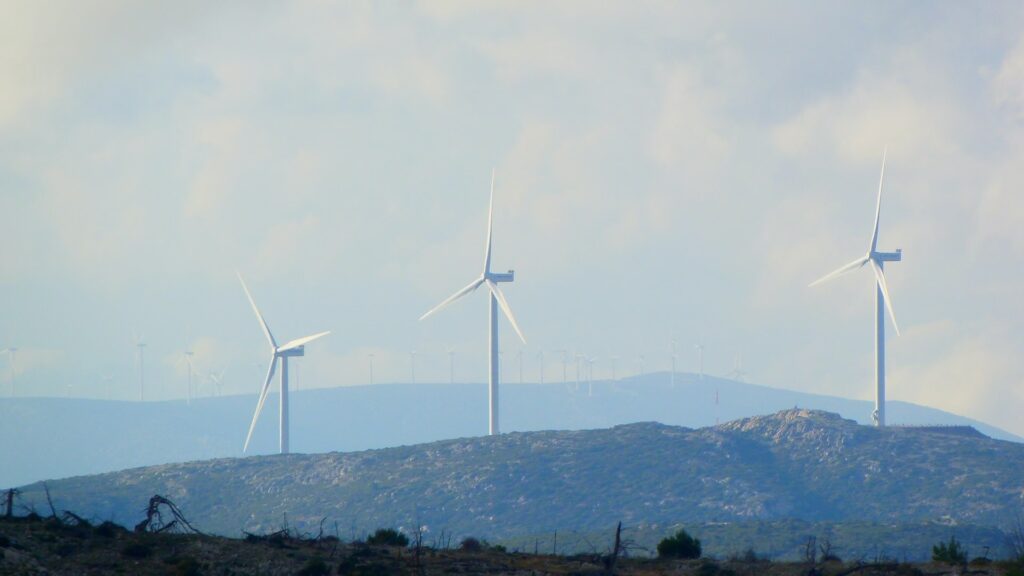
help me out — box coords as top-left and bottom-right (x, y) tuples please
(4, 488), (15, 518)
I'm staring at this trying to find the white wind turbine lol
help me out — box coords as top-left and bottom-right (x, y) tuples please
(419, 170), (526, 436)
(810, 149), (902, 427)
(2, 347), (16, 397)
(239, 274), (330, 454)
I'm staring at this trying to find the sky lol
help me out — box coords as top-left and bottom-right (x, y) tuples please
(2, 2), (1023, 435)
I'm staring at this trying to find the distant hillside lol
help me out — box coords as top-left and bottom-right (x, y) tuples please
(2, 373), (1018, 488)
(15, 410), (1024, 561)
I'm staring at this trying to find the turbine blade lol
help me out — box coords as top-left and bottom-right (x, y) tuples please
(237, 273), (277, 349)
(870, 258), (900, 336)
(243, 355), (279, 453)
(808, 255), (870, 287)
(419, 278), (484, 321)
(278, 331), (331, 352)
(485, 279), (527, 344)
(870, 147), (887, 253)
(483, 168), (495, 274)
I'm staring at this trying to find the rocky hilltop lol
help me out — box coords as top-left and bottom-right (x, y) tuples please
(15, 410), (1024, 547)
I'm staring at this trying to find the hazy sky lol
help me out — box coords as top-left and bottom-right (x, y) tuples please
(2, 2), (1023, 434)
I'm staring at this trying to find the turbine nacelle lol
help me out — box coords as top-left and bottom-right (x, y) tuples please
(486, 270), (515, 283)
(872, 249), (902, 263)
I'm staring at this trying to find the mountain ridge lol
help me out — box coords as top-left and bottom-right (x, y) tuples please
(15, 408), (1024, 556)
(2, 372), (1019, 488)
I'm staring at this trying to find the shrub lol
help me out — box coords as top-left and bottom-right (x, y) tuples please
(297, 556), (330, 576)
(459, 537), (482, 551)
(657, 528), (702, 559)
(173, 557), (203, 576)
(932, 536), (967, 565)
(367, 528), (409, 547)
(121, 542), (152, 559)
(94, 521), (123, 538)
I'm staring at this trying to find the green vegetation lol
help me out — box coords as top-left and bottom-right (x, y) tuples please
(366, 528), (408, 547)
(932, 535), (967, 565)
(657, 527), (702, 559)
(296, 555), (330, 576)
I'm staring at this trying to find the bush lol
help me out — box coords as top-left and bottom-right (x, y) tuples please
(657, 528), (702, 559)
(297, 556), (330, 576)
(121, 542), (152, 559)
(459, 537), (482, 551)
(367, 528), (409, 547)
(94, 521), (123, 538)
(173, 557), (203, 576)
(932, 536), (967, 565)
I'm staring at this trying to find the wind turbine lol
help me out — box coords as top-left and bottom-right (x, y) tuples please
(133, 333), (146, 401)
(586, 356), (596, 396)
(410, 350), (417, 384)
(180, 349), (195, 405)
(610, 355), (619, 381)
(419, 169), (526, 436)
(446, 346), (455, 384)
(368, 353), (375, 385)
(238, 274), (329, 454)
(2, 347), (16, 397)
(537, 350), (545, 385)
(670, 338), (678, 388)
(810, 149), (902, 427)
(638, 354), (646, 377)
(207, 367), (227, 396)
(694, 340), (705, 380)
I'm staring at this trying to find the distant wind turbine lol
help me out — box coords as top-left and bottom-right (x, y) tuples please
(419, 170), (526, 436)
(670, 338), (678, 388)
(728, 353), (746, 382)
(446, 347), (455, 384)
(238, 274), (329, 454)
(410, 350), (417, 384)
(180, 349), (195, 405)
(2, 347), (16, 397)
(638, 354), (646, 377)
(809, 149), (902, 427)
(133, 333), (146, 401)
(207, 366), (227, 396)
(610, 355), (618, 381)
(368, 353), (375, 385)
(694, 340), (705, 380)
(537, 350), (545, 385)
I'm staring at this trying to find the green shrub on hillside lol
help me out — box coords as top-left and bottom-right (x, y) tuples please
(367, 528), (409, 547)
(658, 528), (702, 559)
(932, 535), (966, 565)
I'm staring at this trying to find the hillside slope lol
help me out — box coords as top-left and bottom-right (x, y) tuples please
(16, 409), (1024, 549)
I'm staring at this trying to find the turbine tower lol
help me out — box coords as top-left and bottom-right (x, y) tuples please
(419, 169), (526, 436)
(670, 338), (678, 388)
(446, 347), (455, 384)
(134, 334), (146, 401)
(239, 274), (329, 454)
(3, 347), (16, 397)
(694, 340), (705, 380)
(182, 349), (195, 404)
(810, 149), (902, 427)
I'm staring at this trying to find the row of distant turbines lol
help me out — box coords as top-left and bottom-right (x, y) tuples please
(377, 346), (731, 387)
(238, 152), (902, 455)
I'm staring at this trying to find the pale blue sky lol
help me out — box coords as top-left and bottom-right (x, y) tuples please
(2, 2), (1023, 434)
